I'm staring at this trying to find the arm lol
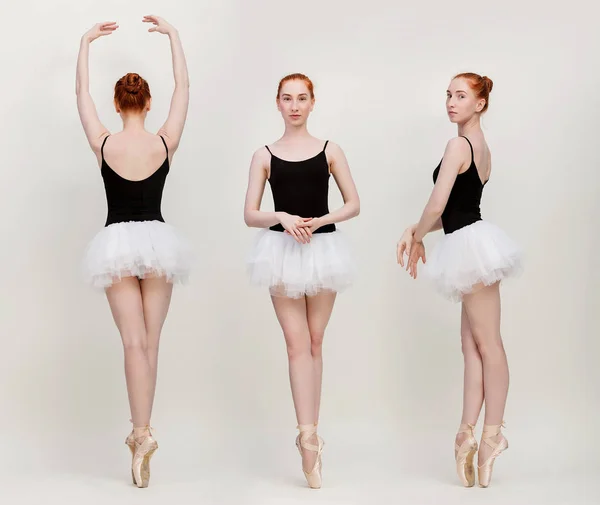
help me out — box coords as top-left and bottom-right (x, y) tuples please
(412, 138), (470, 242)
(305, 142), (360, 231)
(76, 22), (117, 155)
(144, 16), (189, 152)
(243, 148), (280, 228)
(406, 217), (443, 236)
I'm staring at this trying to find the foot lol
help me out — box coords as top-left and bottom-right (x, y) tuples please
(296, 424), (324, 489)
(131, 425), (158, 488)
(455, 423), (477, 487)
(478, 422), (508, 488)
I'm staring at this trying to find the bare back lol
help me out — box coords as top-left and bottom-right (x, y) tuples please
(459, 132), (492, 184)
(100, 132), (170, 181)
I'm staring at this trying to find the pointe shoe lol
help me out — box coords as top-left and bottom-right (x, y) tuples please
(125, 428), (136, 485)
(478, 422), (508, 488)
(295, 423), (324, 489)
(455, 423), (478, 487)
(130, 426), (158, 488)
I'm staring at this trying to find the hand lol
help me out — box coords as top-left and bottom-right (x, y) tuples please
(396, 226), (415, 267)
(406, 240), (426, 279)
(297, 216), (323, 234)
(278, 213), (312, 244)
(143, 15), (175, 35)
(84, 22), (118, 42)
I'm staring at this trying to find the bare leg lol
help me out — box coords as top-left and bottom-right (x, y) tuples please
(456, 303), (485, 448)
(306, 291), (336, 425)
(462, 282), (508, 465)
(271, 294), (317, 472)
(106, 277), (152, 427)
(140, 276), (173, 421)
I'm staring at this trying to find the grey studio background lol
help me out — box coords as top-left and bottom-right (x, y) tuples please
(0, 0), (597, 504)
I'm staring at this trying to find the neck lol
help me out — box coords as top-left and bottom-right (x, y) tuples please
(457, 115), (482, 137)
(281, 122), (311, 141)
(121, 113), (146, 132)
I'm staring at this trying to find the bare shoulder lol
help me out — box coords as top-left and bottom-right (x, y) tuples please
(90, 132), (111, 155)
(324, 140), (345, 158)
(442, 137), (471, 164)
(251, 145), (271, 168)
(446, 136), (471, 153)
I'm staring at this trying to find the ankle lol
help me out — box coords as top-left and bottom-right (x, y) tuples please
(133, 425), (151, 439)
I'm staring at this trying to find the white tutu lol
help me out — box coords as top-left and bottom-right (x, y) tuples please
(83, 220), (192, 288)
(247, 229), (355, 298)
(423, 220), (522, 302)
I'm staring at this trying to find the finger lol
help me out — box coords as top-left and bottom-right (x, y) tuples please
(299, 228), (310, 243)
(397, 244), (405, 266)
(148, 27), (157, 32)
(289, 227), (302, 244)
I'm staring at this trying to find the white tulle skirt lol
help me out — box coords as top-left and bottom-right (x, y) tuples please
(423, 220), (522, 302)
(82, 220), (192, 288)
(247, 229), (355, 298)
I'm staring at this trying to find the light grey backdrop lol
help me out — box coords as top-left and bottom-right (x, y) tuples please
(0, 0), (597, 503)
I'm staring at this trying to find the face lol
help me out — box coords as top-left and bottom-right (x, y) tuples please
(446, 78), (485, 123)
(276, 80), (314, 126)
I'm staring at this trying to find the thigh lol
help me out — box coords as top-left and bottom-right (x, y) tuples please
(462, 282), (502, 346)
(271, 295), (310, 348)
(140, 276), (173, 348)
(105, 276), (146, 346)
(306, 291), (336, 340)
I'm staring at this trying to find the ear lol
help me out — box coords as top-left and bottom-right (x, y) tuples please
(310, 98), (315, 112)
(276, 97), (281, 112)
(146, 97), (152, 112)
(114, 100), (120, 114)
(476, 98), (486, 112)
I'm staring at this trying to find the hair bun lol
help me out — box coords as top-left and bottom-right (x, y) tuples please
(124, 73), (143, 94)
(482, 76), (494, 93)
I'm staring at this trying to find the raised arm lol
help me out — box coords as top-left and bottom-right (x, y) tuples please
(76, 22), (117, 156)
(143, 15), (189, 153)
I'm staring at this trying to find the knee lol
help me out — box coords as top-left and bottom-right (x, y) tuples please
(309, 329), (324, 357)
(460, 330), (479, 359)
(472, 331), (505, 362)
(122, 332), (148, 355)
(285, 332), (311, 361)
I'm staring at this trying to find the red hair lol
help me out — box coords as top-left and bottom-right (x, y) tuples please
(114, 73), (151, 113)
(453, 72), (494, 113)
(277, 73), (314, 99)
